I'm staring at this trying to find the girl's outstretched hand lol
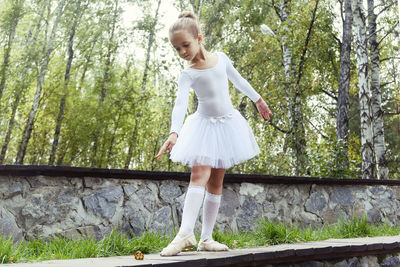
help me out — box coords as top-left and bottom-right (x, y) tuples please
(156, 132), (178, 159)
(255, 97), (272, 120)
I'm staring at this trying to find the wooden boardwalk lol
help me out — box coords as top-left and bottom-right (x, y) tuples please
(3, 235), (400, 267)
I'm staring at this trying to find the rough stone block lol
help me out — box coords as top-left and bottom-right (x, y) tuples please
(331, 187), (354, 207)
(236, 198), (262, 231)
(305, 192), (327, 214)
(83, 186), (123, 218)
(160, 180), (182, 204)
(149, 206), (174, 234)
(381, 256), (400, 267)
(0, 207), (23, 242)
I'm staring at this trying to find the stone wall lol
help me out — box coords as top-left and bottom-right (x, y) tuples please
(1, 171), (400, 242)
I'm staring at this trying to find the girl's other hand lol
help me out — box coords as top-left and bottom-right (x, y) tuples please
(156, 132), (178, 159)
(255, 97), (272, 120)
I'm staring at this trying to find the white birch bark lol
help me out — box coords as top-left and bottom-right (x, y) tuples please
(280, 0), (295, 160)
(398, 0), (400, 103)
(279, 0), (308, 175)
(336, 0), (353, 170)
(367, 0), (389, 179)
(353, 0), (375, 179)
(15, 0), (67, 164)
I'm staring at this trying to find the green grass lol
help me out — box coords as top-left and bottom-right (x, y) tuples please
(213, 216), (400, 248)
(1, 216), (400, 264)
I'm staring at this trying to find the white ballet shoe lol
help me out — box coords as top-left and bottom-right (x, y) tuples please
(197, 238), (229, 252)
(160, 233), (197, 256)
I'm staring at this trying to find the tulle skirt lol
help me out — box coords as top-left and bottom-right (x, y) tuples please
(169, 109), (260, 169)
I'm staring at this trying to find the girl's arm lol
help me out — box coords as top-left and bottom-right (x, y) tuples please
(156, 72), (192, 160)
(169, 71), (192, 137)
(222, 52), (272, 120)
(222, 52), (261, 103)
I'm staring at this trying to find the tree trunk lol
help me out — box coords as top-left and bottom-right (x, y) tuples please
(78, 33), (99, 91)
(0, 0), (46, 163)
(336, 0), (353, 171)
(141, 0), (161, 93)
(398, 0), (400, 31)
(353, 0), (375, 179)
(190, 0), (202, 18)
(122, 0), (161, 169)
(91, 0), (119, 167)
(15, 0), (67, 164)
(278, 0), (309, 175)
(28, 0), (48, 45)
(279, 0), (296, 170)
(367, 0), (389, 179)
(0, 0), (23, 102)
(150, 138), (159, 171)
(124, 117), (139, 169)
(106, 112), (121, 167)
(0, 89), (21, 164)
(49, 0), (86, 165)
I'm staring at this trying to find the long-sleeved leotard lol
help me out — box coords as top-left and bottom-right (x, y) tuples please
(169, 52), (261, 136)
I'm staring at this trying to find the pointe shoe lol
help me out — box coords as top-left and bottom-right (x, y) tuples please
(160, 233), (197, 256)
(197, 238), (229, 252)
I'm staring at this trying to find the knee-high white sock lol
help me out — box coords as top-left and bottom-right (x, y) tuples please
(174, 185), (205, 241)
(200, 191), (221, 241)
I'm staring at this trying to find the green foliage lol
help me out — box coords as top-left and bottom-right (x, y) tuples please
(255, 219), (300, 245)
(332, 216), (372, 238)
(0, 235), (14, 264)
(0, 0), (398, 177)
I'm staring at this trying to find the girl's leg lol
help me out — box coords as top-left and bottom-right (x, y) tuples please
(161, 165), (212, 256)
(205, 167), (225, 194)
(200, 168), (225, 242)
(177, 165), (211, 236)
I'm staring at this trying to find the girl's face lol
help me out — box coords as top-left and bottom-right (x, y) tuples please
(170, 30), (201, 61)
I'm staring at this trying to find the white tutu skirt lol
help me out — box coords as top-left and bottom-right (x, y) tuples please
(170, 109), (260, 169)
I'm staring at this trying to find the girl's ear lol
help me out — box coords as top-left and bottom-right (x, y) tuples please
(197, 34), (203, 44)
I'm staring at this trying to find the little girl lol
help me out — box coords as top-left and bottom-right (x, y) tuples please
(156, 11), (272, 256)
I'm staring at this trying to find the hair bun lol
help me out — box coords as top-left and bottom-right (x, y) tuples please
(178, 11), (196, 20)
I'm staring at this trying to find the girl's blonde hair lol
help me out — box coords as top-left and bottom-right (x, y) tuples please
(169, 11), (201, 38)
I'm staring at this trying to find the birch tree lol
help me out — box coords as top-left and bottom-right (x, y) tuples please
(48, 0), (88, 165)
(0, 0), (24, 102)
(272, 0), (319, 175)
(15, 0), (68, 164)
(141, 0), (161, 93)
(367, 0), (389, 179)
(336, 0), (353, 171)
(353, 0), (375, 179)
(124, 0), (161, 168)
(91, 0), (119, 167)
(0, 0), (47, 164)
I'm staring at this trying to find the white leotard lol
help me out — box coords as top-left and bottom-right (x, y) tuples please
(170, 51), (261, 136)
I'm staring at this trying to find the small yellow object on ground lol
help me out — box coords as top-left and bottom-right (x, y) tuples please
(134, 251), (144, 260)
